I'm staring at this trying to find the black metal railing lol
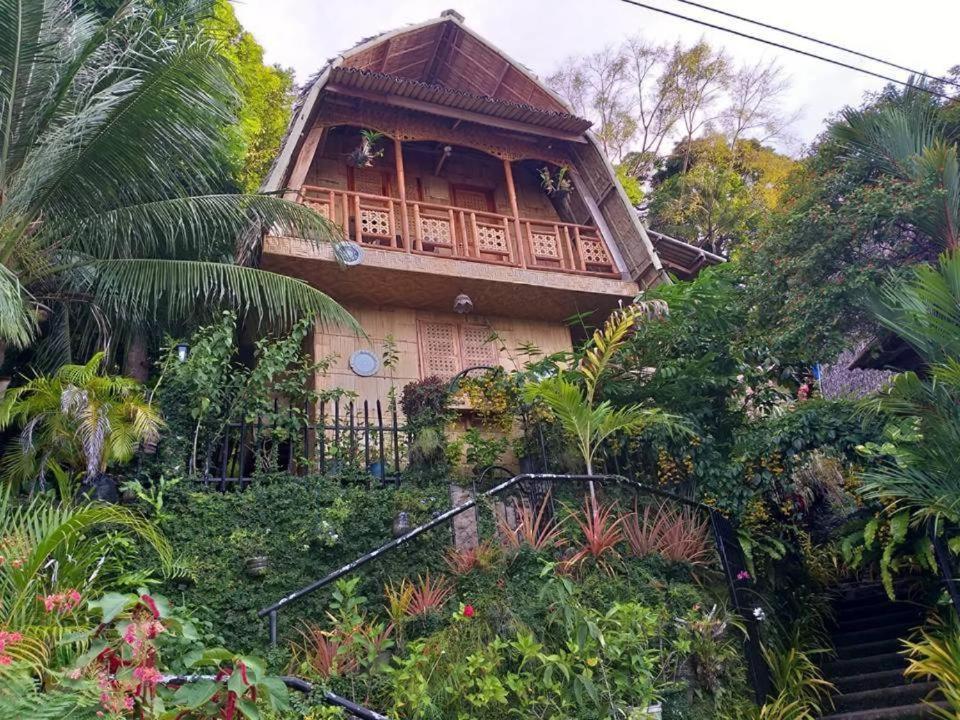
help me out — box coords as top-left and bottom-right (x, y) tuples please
(203, 397), (410, 490)
(161, 674), (390, 720)
(257, 472), (771, 704)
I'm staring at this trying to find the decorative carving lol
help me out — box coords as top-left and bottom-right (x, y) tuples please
(581, 238), (611, 266)
(531, 231), (560, 258)
(420, 216), (453, 247)
(461, 325), (499, 367)
(420, 322), (459, 378)
(476, 224), (508, 253)
(359, 208), (391, 237)
(304, 199), (331, 219)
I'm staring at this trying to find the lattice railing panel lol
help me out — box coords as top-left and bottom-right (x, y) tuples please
(359, 208), (391, 238)
(531, 232), (560, 258)
(421, 217), (453, 247)
(477, 224), (508, 253)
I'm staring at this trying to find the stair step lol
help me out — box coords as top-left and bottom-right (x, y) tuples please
(824, 652), (908, 678)
(835, 600), (922, 622)
(833, 683), (941, 712)
(835, 622), (919, 648)
(836, 638), (907, 659)
(834, 669), (915, 694)
(820, 702), (949, 720)
(840, 611), (923, 635)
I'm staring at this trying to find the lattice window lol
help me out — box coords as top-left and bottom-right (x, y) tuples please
(421, 217), (453, 246)
(419, 322), (460, 379)
(531, 231), (560, 258)
(304, 200), (331, 219)
(417, 321), (499, 379)
(359, 208), (391, 237)
(461, 325), (499, 367)
(581, 239), (611, 266)
(456, 189), (492, 213)
(476, 224), (508, 253)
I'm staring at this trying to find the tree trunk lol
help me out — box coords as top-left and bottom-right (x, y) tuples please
(123, 333), (150, 382)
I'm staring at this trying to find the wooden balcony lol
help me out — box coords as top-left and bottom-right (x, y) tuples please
(299, 185), (620, 277)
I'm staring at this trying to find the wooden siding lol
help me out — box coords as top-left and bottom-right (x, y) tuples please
(313, 305), (573, 406)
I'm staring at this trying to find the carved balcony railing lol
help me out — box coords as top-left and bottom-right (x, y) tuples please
(298, 185), (619, 277)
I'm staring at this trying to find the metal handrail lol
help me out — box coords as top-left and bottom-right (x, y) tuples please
(256, 472), (769, 703)
(161, 675), (390, 720)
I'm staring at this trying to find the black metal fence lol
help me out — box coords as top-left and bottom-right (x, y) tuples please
(204, 398), (410, 491)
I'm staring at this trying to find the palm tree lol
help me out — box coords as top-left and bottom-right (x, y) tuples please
(832, 88), (959, 250)
(859, 252), (960, 526)
(522, 301), (684, 502)
(0, 0), (356, 371)
(0, 352), (162, 494)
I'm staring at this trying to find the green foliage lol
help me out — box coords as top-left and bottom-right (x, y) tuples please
(904, 614), (960, 719)
(0, 353), (162, 493)
(752, 632), (834, 720)
(0, 0), (352, 369)
(208, 0), (296, 191)
(0, 493), (171, 675)
(151, 476), (450, 650)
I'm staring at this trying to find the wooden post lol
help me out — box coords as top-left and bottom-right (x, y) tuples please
(502, 158), (527, 268)
(394, 139), (410, 251)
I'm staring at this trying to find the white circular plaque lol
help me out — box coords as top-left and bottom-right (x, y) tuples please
(349, 350), (380, 377)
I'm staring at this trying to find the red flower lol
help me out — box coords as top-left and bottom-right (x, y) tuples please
(140, 594), (161, 619)
(463, 605), (475, 618)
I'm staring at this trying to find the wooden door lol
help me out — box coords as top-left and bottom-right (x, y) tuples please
(453, 185), (496, 213)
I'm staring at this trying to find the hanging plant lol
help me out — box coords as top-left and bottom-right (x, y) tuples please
(538, 165), (573, 199)
(346, 129), (385, 168)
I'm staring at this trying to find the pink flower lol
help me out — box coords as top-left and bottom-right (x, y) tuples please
(123, 624), (138, 646)
(132, 665), (163, 687)
(0, 655), (11, 666)
(463, 605), (475, 618)
(737, 570), (752, 581)
(140, 594), (160, 619)
(124, 696), (135, 710)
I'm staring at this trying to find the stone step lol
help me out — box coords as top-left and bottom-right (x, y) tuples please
(840, 610), (923, 635)
(832, 682), (940, 712)
(834, 669), (915, 694)
(836, 638), (907, 660)
(819, 702), (949, 720)
(834, 622), (920, 648)
(824, 652), (908, 678)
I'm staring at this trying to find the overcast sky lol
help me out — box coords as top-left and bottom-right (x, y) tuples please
(230, 0), (959, 154)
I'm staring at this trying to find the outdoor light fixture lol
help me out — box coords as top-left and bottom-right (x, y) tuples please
(453, 292), (474, 314)
(175, 343), (190, 363)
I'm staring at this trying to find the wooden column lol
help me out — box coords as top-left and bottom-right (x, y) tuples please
(285, 125), (325, 201)
(502, 158), (527, 268)
(394, 138), (411, 252)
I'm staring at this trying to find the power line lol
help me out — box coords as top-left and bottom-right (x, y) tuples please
(672, 0), (960, 89)
(618, 0), (954, 101)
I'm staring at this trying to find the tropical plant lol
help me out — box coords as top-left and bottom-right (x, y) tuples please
(857, 252), (960, 526)
(903, 614), (960, 719)
(623, 500), (712, 566)
(406, 574), (453, 618)
(444, 540), (500, 576)
(0, 0), (354, 371)
(567, 496), (624, 574)
(522, 301), (681, 502)
(0, 353), (162, 493)
(753, 633), (834, 720)
(346, 129), (385, 168)
(498, 494), (566, 552)
(0, 492), (171, 675)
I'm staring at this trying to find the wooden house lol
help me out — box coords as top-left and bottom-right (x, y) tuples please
(260, 10), (669, 403)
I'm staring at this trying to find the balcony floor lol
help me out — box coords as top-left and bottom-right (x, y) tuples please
(262, 236), (640, 321)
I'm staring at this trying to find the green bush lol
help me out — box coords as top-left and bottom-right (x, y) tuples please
(154, 476), (450, 651)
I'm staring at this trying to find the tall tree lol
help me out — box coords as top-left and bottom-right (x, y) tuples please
(208, 0), (295, 191)
(722, 58), (796, 148)
(0, 0), (356, 373)
(662, 40), (730, 173)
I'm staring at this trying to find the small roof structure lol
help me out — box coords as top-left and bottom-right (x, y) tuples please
(647, 230), (726, 279)
(263, 10), (670, 289)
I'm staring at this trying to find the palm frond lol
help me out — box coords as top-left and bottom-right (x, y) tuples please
(87, 258), (358, 332)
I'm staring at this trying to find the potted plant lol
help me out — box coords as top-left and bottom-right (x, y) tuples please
(346, 129), (385, 168)
(231, 529), (270, 578)
(538, 165), (573, 201)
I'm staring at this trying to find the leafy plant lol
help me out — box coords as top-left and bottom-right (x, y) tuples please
(444, 540), (500, 576)
(623, 501), (712, 566)
(0, 353), (162, 494)
(406, 574), (453, 618)
(0, 0), (354, 369)
(498, 494), (566, 552)
(567, 496), (624, 574)
(753, 632), (834, 720)
(346, 129), (385, 168)
(523, 302), (681, 502)
(903, 614), (960, 719)
(538, 165), (573, 197)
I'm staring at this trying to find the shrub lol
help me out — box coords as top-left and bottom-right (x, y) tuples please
(497, 494), (566, 552)
(623, 501), (713, 567)
(567, 496), (624, 574)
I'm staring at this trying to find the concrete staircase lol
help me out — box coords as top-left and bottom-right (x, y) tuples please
(819, 581), (946, 720)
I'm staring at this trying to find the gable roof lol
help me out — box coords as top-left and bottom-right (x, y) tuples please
(262, 10), (669, 289)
